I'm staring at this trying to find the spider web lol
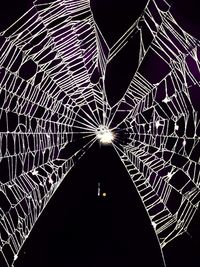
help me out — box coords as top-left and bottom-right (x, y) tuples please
(0, 0), (200, 266)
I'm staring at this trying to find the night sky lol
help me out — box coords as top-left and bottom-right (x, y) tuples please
(1, 1), (200, 266)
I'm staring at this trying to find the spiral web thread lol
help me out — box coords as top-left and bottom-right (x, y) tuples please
(0, 0), (200, 266)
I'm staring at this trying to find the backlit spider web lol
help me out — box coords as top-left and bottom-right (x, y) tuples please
(0, 0), (200, 266)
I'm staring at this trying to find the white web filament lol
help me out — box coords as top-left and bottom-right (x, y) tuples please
(0, 0), (200, 266)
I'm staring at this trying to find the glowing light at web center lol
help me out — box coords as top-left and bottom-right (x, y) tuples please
(96, 125), (114, 144)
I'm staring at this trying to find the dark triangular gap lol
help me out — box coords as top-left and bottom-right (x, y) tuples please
(104, 33), (141, 106)
(90, 0), (147, 106)
(90, 0), (147, 47)
(16, 142), (165, 267)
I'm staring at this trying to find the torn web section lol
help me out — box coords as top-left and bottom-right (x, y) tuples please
(110, 0), (200, 249)
(91, 0), (160, 106)
(113, 92), (195, 246)
(108, 0), (171, 125)
(113, 77), (199, 249)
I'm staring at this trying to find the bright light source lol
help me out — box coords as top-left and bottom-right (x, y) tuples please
(99, 131), (114, 144)
(96, 125), (114, 144)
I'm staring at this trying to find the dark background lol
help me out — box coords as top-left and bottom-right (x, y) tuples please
(1, 1), (200, 266)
